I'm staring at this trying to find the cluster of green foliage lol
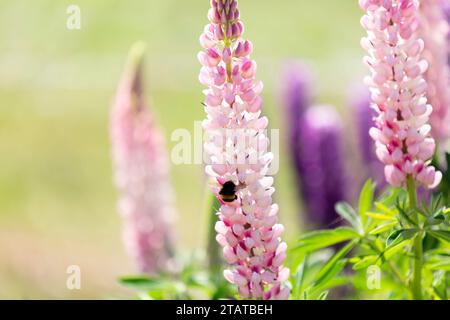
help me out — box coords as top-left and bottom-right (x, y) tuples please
(120, 252), (235, 300)
(289, 173), (450, 299)
(120, 155), (450, 300)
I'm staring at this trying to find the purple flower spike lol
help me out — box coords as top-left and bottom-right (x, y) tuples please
(297, 105), (348, 228)
(281, 65), (345, 228)
(280, 62), (313, 176)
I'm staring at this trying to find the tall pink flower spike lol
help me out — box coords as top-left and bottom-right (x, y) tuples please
(419, 0), (450, 142)
(111, 43), (176, 274)
(360, 0), (442, 189)
(198, 0), (290, 299)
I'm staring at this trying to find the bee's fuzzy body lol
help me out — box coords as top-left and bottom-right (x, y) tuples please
(219, 181), (238, 203)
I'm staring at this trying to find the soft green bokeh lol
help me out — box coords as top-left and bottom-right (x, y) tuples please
(0, 0), (365, 298)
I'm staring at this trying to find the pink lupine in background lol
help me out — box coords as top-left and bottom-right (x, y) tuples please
(444, 0), (450, 66)
(419, 0), (450, 142)
(360, 0), (442, 189)
(198, 0), (290, 299)
(111, 43), (176, 274)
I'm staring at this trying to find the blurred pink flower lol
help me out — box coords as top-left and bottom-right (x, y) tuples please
(199, 0), (289, 300)
(419, 0), (450, 142)
(360, 0), (442, 189)
(110, 44), (176, 274)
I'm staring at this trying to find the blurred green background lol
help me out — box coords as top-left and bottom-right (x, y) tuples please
(0, 0), (365, 298)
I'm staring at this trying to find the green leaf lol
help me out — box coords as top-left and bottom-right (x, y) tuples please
(425, 214), (446, 227)
(384, 240), (410, 260)
(369, 222), (397, 235)
(352, 255), (379, 270)
(292, 256), (308, 299)
(317, 291), (329, 300)
(386, 229), (417, 248)
(427, 260), (450, 271)
(374, 202), (397, 216)
(397, 205), (418, 226)
(302, 290), (308, 300)
(308, 260), (347, 296)
(359, 179), (375, 226)
(335, 202), (362, 232)
(366, 212), (397, 221)
(422, 232), (440, 252)
(312, 240), (357, 288)
(430, 194), (443, 214)
(293, 227), (360, 253)
(428, 230), (450, 243)
(378, 187), (404, 207)
(432, 270), (448, 300)
(119, 276), (168, 291)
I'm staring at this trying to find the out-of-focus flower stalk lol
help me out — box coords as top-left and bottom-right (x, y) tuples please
(360, 0), (442, 189)
(297, 105), (348, 227)
(350, 87), (386, 190)
(110, 43), (176, 274)
(281, 62), (313, 180)
(281, 64), (346, 228)
(444, 1), (450, 74)
(198, 0), (289, 299)
(419, 0), (450, 142)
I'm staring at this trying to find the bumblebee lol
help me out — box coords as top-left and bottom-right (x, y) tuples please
(219, 181), (238, 203)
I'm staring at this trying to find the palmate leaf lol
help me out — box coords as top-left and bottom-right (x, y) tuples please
(429, 194), (444, 215)
(311, 240), (357, 289)
(396, 204), (418, 226)
(374, 229), (417, 261)
(119, 275), (175, 292)
(366, 212), (397, 221)
(293, 227), (360, 253)
(432, 270), (448, 300)
(428, 230), (450, 243)
(304, 277), (349, 300)
(352, 255), (379, 270)
(317, 291), (329, 300)
(426, 260), (450, 271)
(374, 201), (397, 216)
(424, 214), (446, 227)
(335, 202), (362, 233)
(292, 256), (308, 300)
(422, 232), (440, 252)
(369, 222), (397, 235)
(378, 187), (405, 207)
(384, 240), (410, 260)
(358, 179), (375, 227)
(386, 229), (417, 247)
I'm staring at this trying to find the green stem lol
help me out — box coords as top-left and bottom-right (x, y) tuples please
(412, 231), (423, 300)
(406, 176), (423, 300)
(204, 190), (221, 273)
(367, 240), (406, 286)
(406, 176), (418, 212)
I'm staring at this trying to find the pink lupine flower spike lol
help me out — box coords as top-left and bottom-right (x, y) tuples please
(198, 0), (290, 299)
(111, 43), (176, 274)
(419, 0), (450, 142)
(360, 0), (442, 189)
